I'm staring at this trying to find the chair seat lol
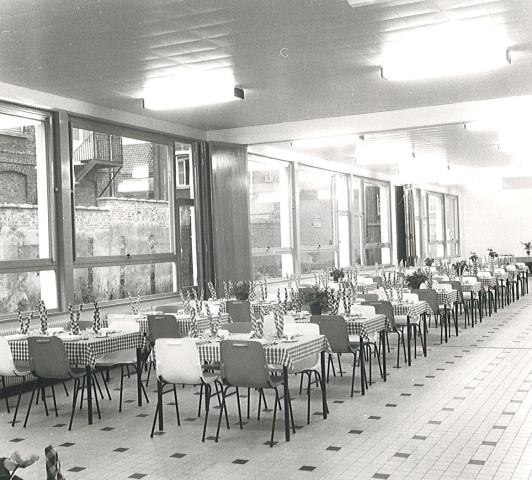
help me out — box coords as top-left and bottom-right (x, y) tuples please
(202, 372), (220, 384)
(95, 349), (137, 367)
(71, 367), (88, 377)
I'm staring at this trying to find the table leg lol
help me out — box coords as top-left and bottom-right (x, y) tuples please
(359, 336), (366, 396)
(478, 293), (483, 322)
(422, 315), (427, 357)
(454, 302), (458, 337)
(86, 366), (93, 425)
(443, 307), (448, 343)
(136, 348), (143, 406)
(320, 351), (327, 419)
(283, 366), (290, 442)
(407, 316), (411, 366)
(157, 380), (163, 431)
(381, 331), (387, 382)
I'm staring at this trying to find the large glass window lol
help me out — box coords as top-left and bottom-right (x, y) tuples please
(351, 177), (363, 265)
(71, 123), (194, 304)
(364, 181), (391, 265)
(445, 195), (459, 257)
(298, 167), (336, 273)
(427, 192), (445, 257)
(0, 109), (57, 314)
(248, 156), (293, 279)
(337, 174), (350, 267)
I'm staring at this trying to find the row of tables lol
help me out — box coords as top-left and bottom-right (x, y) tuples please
(2, 266), (527, 444)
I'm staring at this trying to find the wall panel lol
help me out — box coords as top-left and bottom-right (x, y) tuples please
(209, 142), (251, 286)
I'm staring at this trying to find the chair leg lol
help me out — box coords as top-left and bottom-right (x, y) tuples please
(50, 384), (58, 417)
(202, 383), (211, 442)
(62, 381), (69, 397)
(173, 384), (180, 426)
(118, 365), (124, 413)
(306, 372), (311, 425)
(93, 374), (105, 400)
(41, 386), (49, 416)
(350, 352), (357, 397)
(270, 389), (279, 447)
(197, 383), (203, 418)
(68, 378), (80, 431)
(12, 378), (26, 426)
(336, 353), (343, 377)
(235, 387), (243, 429)
(23, 379), (39, 428)
(215, 386), (230, 442)
(91, 374), (101, 420)
(100, 370), (112, 400)
(150, 381), (161, 438)
(1, 376), (9, 413)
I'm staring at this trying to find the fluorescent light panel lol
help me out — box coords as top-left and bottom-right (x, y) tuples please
(381, 22), (508, 81)
(143, 70), (243, 110)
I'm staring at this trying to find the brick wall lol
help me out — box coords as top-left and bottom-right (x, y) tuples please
(0, 197), (174, 313)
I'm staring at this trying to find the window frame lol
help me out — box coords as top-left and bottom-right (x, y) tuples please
(0, 104), (58, 318)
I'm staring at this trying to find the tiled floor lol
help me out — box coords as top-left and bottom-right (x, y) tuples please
(2, 296), (532, 479)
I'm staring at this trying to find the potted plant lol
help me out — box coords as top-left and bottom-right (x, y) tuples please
(330, 268), (345, 282)
(424, 257), (435, 267)
(521, 242), (532, 256)
(405, 269), (429, 289)
(453, 260), (468, 277)
(488, 248), (498, 258)
(300, 285), (329, 315)
(234, 281), (250, 301)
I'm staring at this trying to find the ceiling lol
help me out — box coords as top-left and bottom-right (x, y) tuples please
(1, 0), (532, 185)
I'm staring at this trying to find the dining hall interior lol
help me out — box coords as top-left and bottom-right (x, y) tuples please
(1, 0), (532, 479)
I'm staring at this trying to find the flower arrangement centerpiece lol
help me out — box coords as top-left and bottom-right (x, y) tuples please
(382, 272), (394, 301)
(405, 268), (429, 289)
(469, 252), (480, 276)
(330, 267), (345, 282)
(300, 284), (329, 315)
(424, 257), (435, 267)
(453, 260), (468, 279)
(521, 241), (532, 256)
(234, 281), (250, 300)
(425, 267), (434, 288)
(488, 248), (498, 259)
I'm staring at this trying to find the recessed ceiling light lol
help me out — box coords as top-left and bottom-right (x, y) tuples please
(143, 70), (244, 110)
(380, 22), (509, 81)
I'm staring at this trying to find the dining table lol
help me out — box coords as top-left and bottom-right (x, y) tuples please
(434, 289), (459, 340)
(478, 276), (498, 315)
(344, 313), (390, 395)
(194, 333), (330, 442)
(391, 300), (429, 366)
(6, 330), (147, 425)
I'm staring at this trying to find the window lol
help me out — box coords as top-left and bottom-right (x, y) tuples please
(427, 192), (445, 257)
(351, 177), (364, 265)
(364, 181), (391, 265)
(71, 122), (194, 304)
(298, 167), (336, 273)
(0, 108), (57, 314)
(445, 195), (459, 257)
(248, 156), (293, 280)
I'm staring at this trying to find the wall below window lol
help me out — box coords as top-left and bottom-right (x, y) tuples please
(461, 189), (532, 258)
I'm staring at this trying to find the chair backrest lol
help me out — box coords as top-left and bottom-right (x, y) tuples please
(107, 313), (134, 322)
(402, 293), (419, 302)
(462, 276), (477, 284)
(411, 289), (439, 314)
(361, 301), (396, 331)
(147, 314), (183, 345)
(0, 336), (18, 376)
(310, 315), (351, 354)
(477, 271), (492, 278)
(220, 340), (271, 388)
(371, 276), (383, 287)
(28, 336), (72, 380)
(155, 338), (204, 385)
(357, 293), (379, 302)
(108, 320), (139, 333)
(284, 322), (320, 337)
(440, 280), (464, 303)
(350, 305), (376, 316)
(225, 300), (251, 322)
(224, 322), (253, 334)
(154, 305), (180, 314)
